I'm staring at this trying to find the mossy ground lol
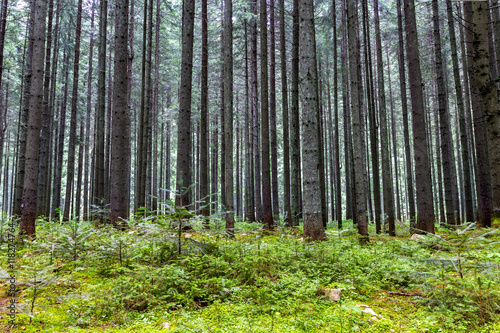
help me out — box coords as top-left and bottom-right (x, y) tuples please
(0, 218), (499, 332)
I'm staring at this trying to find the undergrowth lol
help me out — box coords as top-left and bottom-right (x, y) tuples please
(0, 215), (499, 332)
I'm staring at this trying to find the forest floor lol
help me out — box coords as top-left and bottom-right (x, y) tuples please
(0, 216), (499, 332)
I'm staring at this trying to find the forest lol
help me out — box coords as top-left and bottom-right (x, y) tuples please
(0, 0), (500, 331)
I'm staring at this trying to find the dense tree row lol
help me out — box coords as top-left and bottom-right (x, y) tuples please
(1, 0), (499, 240)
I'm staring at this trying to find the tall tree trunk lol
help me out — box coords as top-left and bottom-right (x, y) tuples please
(299, 0), (325, 241)
(404, 0), (435, 233)
(362, 0), (381, 233)
(269, 0), (279, 219)
(200, 0), (209, 223)
(279, 0), (290, 225)
(94, 0), (107, 211)
(19, 0), (47, 237)
(432, 0), (456, 225)
(290, 0), (301, 226)
(374, 0), (395, 235)
(63, 0), (83, 220)
(13, 0), (36, 216)
(175, 0), (195, 208)
(83, 0), (96, 220)
(35, 0), (53, 217)
(386, 49), (401, 222)
(251, 0), (262, 221)
(396, 0), (416, 227)
(53, 49), (69, 216)
(465, 2), (493, 227)
(109, 0), (130, 226)
(348, 0), (368, 241)
(333, 0), (342, 226)
(224, 0), (235, 234)
(244, 17), (255, 222)
(260, 0), (273, 229)
(447, 0), (473, 222)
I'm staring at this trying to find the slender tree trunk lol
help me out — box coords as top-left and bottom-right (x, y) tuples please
(404, 0), (435, 233)
(269, 0), (279, 219)
(396, 0), (416, 227)
(63, 0), (83, 220)
(362, 0), (381, 233)
(35, 0), (53, 217)
(465, 2), (493, 226)
(447, 0), (473, 223)
(220, 7), (226, 211)
(53, 49), (69, 216)
(260, 0), (273, 229)
(290, 0), (301, 226)
(200, 0), (209, 223)
(175, 0), (195, 208)
(279, 0), (290, 225)
(244, 18), (255, 222)
(94, 0), (107, 210)
(83, 0), (96, 220)
(110, 0), (130, 227)
(13, 0), (36, 216)
(299, 0), (325, 240)
(348, 0), (368, 241)
(333, 0), (342, 226)
(19, 0), (47, 237)
(432, 0), (456, 225)
(374, 0), (395, 235)
(224, 0), (235, 233)
(251, 0), (262, 221)
(386, 49), (401, 222)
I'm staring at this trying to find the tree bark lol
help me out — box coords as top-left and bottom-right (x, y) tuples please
(110, 0), (130, 227)
(224, 0), (235, 234)
(348, 0), (368, 241)
(299, 0), (325, 241)
(404, 0), (435, 233)
(19, 0), (47, 237)
(175, 0), (195, 208)
(63, 0), (83, 220)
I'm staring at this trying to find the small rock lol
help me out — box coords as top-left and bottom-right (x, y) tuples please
(371, 316), (378, 321)
(184, 233), (192, 238)
(362, 307), (385, 320)
(324, 288), (341, 301)
(355, 304), (370, 308)
(160, 322), (171, 329)
(410, 234), (425, 241)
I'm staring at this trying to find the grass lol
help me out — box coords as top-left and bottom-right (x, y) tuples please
(0, 215), (499, 332)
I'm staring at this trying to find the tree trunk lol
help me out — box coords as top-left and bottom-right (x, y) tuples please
(19, 0), (47, 237)
(348, 0), (368, 241)
(244, 17), (255, 222)
(260, 0), (273, 229)
(224, 0), (235, 234)
(94, 0), (107, 211)
(175, 0), (195, 208)
(35, 0), (53, 217)
(109, 0), (130, 227)
(83, 0), (96, 220)
(404, 0), (435, 233)
(432, 0), (456, 225)
(290, 0), (301, 226)
(374, 0), (395, 235)
(270, 0), (279, 219)
(446, 0), (473, 223)
(279, 0), (290, 225)
(465, 2), (493, 227)
(63, 0), (83, 220)
(396, 0), (416, 227)
(200, 0), (209, 223)
(299, 0), (325, 241)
